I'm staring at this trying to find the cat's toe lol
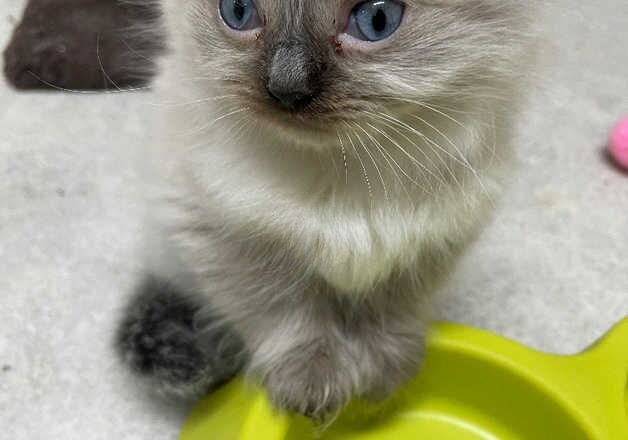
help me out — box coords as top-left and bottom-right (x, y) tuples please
(261, 348), (351, 420)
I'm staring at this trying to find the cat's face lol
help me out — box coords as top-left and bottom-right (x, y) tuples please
(174, 0), (527, 148)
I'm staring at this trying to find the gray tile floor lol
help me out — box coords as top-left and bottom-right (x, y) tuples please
(1, 1), (627, 439)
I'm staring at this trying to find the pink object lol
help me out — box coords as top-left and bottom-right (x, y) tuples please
(609, 116), (628, 170)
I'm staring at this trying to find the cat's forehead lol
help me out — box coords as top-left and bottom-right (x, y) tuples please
(251, 0), (342, 45)
(254, 0), (420, 40)
(259, 0), (340, 14)
(258, 0), (339, 26)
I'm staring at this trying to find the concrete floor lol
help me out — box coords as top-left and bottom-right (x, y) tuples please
(1, 1), (627, 439)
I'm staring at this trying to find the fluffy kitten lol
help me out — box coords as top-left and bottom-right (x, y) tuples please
(116, 0), (532, 420)
(3, 0), (163, 89)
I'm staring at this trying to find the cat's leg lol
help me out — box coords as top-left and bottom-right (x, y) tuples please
(244, 290), (354, 420)
(336, 286), (427, 402)
(115, 276), (246, 398)
(163, 220), (426, 415)
(239, 274), (426, 420)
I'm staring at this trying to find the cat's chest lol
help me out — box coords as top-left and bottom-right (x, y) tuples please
(303, 208), (423, 292)
(213, 179), (424, 292)
(181, 134), (430, 292)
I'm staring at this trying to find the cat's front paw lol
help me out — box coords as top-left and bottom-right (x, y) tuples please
(260, 347), (352, 420)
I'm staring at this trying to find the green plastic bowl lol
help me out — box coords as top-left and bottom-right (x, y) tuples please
(180, 318), (628, 440)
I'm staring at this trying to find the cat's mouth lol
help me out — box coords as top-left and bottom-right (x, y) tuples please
(217, 84), (371, 149)
(247, 104), (349, 148)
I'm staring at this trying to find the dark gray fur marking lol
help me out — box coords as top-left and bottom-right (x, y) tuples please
(115, 276), (246, 397)
(265, 40), (323, 111)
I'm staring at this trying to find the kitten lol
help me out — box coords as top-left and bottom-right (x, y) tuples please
(116, 0), (532, 420)
(3, 0), (163, 90)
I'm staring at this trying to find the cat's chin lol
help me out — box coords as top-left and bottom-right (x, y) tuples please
(249, 106), (343, 150)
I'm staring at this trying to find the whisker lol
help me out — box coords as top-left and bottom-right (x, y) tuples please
(336, 131), (349, 186)
(409, 99), (470, 131)
(351, 122), (388, 201)
(25, 71), (150, 94)
(367, 112), (472, 210)
(354, 122), (413, 200)
(148, 94), (239, 108)
(375, 111), (469, 170)
(176, 107), (249, 138)
(96, 33), (124, 92)
(364, 112), (446, 188)
(386, 97), (500, 204)
(118, 36), (159, 65)
(375, 95), (477, 117)
(365, 117), (442, 188)
(408, 112), (494, 206)
(345, 129), (373, 202)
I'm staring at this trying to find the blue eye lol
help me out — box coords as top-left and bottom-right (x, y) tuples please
(219, 0), (262, 31)
(348, 0), (405, 42)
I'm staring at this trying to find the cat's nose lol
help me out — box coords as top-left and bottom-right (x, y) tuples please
(265, 41), (321, 112)
(265, 86), (314, 111)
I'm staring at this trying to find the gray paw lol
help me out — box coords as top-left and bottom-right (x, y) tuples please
(116, 276), (245, 397)
(261, 345), (352, 420)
